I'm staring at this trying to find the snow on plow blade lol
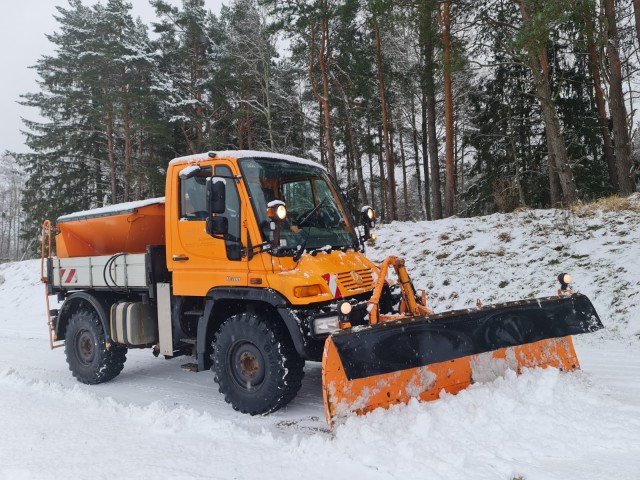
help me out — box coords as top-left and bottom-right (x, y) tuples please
(322, 293), (603, 426)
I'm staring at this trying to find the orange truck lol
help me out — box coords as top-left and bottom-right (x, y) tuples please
(41, 150), (603, 426)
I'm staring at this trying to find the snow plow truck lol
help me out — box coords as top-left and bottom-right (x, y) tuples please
(41, 150), (603, 426)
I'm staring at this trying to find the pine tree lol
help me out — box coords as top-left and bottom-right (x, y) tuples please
(152, 0), (219, 153)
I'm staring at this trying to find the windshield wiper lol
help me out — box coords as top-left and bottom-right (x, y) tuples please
(296, 197), (327, 228)
(292, 228), (311, 262)
(292, 198), (327, 262)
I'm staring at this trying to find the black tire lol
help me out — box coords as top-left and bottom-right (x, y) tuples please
(64, 309), (127, 385)
(212, 313), (305, 415)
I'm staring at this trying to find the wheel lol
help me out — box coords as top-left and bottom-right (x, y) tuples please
(212, 313), (305, 415)
(64, 309), (127, 385)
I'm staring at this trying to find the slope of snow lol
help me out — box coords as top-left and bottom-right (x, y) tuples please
(368, 196), (640, 341)
(1, 198), (640, 479)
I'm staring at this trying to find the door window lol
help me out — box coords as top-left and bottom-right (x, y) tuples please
(180, 175), (208, 220)
(215, 165), (242, 261)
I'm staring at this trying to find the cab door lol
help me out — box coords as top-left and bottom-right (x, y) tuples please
(169, 161), (248, 296)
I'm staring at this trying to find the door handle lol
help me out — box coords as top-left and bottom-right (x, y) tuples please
(173, 255), (189, 262)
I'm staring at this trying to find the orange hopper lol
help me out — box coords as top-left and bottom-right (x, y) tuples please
(54, 198), (166, 258)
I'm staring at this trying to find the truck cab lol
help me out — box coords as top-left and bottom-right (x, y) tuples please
(165, 152), (379, 361)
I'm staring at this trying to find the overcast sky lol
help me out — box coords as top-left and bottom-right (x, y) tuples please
(0, 0), (224, 155)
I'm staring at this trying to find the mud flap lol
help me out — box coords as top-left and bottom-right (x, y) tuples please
(322, 293), (603, 427)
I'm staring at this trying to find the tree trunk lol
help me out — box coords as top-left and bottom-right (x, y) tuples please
(238, 106), (245, 149)
(397, 108), (409, 220)
(318, 102), (325, 167)
(106, 107), (117, 204)
(345, 122), (353, 201)
(347, 106), (368, 206)
(633, 0), (640, 51)
(536, 51), (579, 203)
(410, 98), (425, 217)
(424, 27), (442, 219)
(336, 81), (368, 206)
(374, 26), (398, 221)
(123, 86), (132, 202)
(518, 1), (579, 203)
(193, 40), (204, 153)
(439, 0), (456, 217)
(246, 110), (253, 150)
(263, 59), (275, 150)
(309, 17), (337, 178)
(586, 13), (618, 190)
(604, 0), (636, 194)
(377, 126), (387, 221)
(367, 122), (376, 212)
(547, 130), (561, 206)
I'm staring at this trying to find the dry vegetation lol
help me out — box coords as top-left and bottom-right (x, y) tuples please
(570, 194), (640, 217)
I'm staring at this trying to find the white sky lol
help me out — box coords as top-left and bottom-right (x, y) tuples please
(0, 0), (224, 154)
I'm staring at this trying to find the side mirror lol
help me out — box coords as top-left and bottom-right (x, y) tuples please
(206, 177), (226, 214)
(359, 205), (376, 240)
(206, 215), (228, 237)
(206, 177), (227, 237)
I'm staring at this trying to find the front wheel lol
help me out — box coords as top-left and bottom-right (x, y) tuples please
(65, 309), (127, 385)
(212, 313), (305, 415)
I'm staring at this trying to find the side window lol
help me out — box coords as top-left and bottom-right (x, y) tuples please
(180, 175), (208, 220)
(215, 165), (242, 261)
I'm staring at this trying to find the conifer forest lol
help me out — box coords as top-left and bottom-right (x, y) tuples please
(4, 0), (640, 257)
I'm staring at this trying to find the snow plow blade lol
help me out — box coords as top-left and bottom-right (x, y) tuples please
(322, 293), (602, 426)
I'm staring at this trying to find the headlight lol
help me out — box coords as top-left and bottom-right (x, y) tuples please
(313, 315), (340, 335)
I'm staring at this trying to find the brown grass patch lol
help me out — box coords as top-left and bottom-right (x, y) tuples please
(571, 195), (640, 216)
(498, 231), (512, 243)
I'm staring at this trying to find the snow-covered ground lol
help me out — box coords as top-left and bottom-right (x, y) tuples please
(1, 198), (640, 479)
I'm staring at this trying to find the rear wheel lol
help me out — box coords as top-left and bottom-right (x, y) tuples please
(65, 309), (127, 384)
(212, 313), (304, 415)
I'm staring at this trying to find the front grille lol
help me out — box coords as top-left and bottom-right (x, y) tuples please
(337, 268), (374, 292)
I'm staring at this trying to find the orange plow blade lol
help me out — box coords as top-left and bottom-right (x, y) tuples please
(322, 293), (602, 427)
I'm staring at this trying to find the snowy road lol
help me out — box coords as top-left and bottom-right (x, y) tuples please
(2, 322), (640, 480)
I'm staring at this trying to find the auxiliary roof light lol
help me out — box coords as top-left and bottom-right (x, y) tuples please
(275, 204), (287, 220)
(366, 207), (375, 220)
(267, 201), (287, 221)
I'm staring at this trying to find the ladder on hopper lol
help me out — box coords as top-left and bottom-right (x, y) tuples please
(41, 220), (64, 350)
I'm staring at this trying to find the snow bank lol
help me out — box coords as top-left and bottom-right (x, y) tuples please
(369, 195), (640, 340)
(1, 363), (638, 480)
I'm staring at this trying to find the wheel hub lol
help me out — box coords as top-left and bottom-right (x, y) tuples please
(75, 329), (95, 366)
(239, 351), (259, 377)
(230, 342), (265, 390)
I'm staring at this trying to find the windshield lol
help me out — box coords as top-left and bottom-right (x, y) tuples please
(239, 157), (358, 254)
